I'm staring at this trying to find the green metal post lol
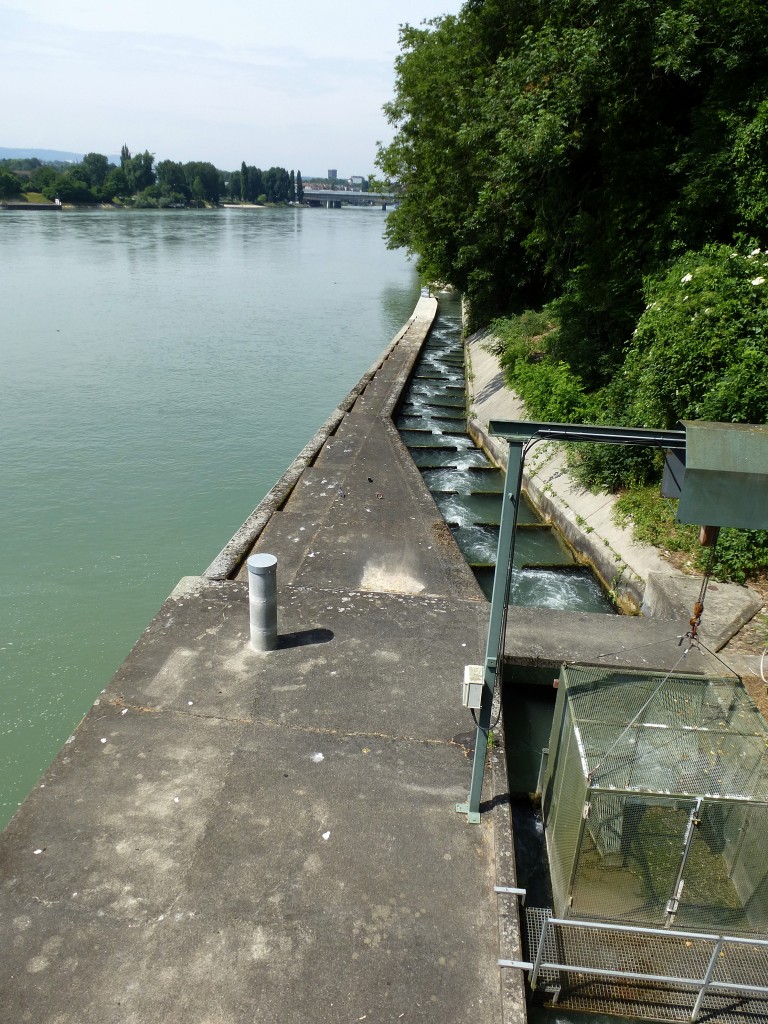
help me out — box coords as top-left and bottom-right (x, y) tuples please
(453, 420), (686, 822)
(457, 441), (524, 822)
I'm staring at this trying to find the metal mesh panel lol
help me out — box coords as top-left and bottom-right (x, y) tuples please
(561, 665), (768, 800)
(726, 802), (768, 933)
(545, 700), (588, 917)
(543, 665), (768, 936)
(523, 910), (768, 1023)
(573, 795), (694, 923)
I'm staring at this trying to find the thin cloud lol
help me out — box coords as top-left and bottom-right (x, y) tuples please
(1, 1), (461, 172)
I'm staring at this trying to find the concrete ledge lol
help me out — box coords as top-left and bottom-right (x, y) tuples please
(204, 296), (438, 579)
(490, 714), (527, 1024)
(643, 572), (764, 651)
(503, 605), (732, 675)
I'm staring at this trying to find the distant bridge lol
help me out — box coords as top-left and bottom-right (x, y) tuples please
(301, 189), (398, 210)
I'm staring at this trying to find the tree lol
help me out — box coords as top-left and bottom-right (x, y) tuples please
(228, 170), (242, 200)
(0, 169), (22, 198)
(26, 165), (58, 193)
(183, 162), (219, 203)
(263, 166), (291, 203)
(42, 171), (95, 203)
(156, 160), (189, 200)
(295, 170), (304, 203)
(249, 167), (263, 201)
(127, 151), (155, 193)
(378, 0), (768, 378)
(80, 152), (110, 188)
(102, 166), (130, 200)
(191, 175), (205, 207)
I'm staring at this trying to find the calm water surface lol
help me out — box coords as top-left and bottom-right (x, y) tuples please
(0, 207), (420, 827)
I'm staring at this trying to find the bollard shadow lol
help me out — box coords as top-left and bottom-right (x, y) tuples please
(276, 628), (335, 650)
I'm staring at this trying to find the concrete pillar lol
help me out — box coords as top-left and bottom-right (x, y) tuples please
(247, 554), (277, 651)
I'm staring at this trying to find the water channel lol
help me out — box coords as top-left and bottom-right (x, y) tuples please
(397, 296), (621, 1024)
(397, 295), (614, 615)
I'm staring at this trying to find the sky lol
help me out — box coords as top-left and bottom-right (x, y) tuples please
(1, 0), (464, 177)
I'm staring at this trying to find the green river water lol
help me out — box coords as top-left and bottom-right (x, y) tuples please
(0, 206), (421, 828)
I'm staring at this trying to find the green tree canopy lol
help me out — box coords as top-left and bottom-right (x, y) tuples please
(0, 168), (22, 199)
(183, 161), (219, 203)
(156, 160), (189, 200)
(80, 152), (111, 188)
(378, 0), (768, 381)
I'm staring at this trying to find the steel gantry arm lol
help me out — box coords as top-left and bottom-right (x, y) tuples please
(456, 420), (686, 823)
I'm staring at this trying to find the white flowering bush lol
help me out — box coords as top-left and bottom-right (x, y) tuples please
(617, 244), (768, 428)
(571, 243), (768, 493)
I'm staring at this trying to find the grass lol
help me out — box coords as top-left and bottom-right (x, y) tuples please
(9, 191), (54, 204)
(613, 486), (768, 585)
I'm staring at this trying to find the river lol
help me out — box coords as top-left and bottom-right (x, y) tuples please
(0, 206), (421, 828)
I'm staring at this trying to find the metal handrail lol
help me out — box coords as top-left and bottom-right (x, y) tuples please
(499, 915), (768, 1022)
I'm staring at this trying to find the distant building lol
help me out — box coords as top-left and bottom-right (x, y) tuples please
(349, 176), (367, 190)
(327, 169), (338, 180)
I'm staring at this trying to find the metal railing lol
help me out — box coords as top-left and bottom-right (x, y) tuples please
(499, 914), (768, 1023)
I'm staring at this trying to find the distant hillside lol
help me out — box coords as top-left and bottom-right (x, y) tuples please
(0, 147), (87, 163)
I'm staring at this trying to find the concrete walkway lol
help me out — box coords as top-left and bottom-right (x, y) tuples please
(0, 299), (523, 1024)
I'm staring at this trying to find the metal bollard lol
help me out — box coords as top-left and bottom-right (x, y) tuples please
(246, 554), (277, 651)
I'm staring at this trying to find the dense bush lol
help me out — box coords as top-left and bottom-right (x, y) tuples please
(566, 244), (768, 490)
(618, 245), (768, 428)
(491, 310), (591, 423)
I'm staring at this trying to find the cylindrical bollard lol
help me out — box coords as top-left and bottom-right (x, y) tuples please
(247, 553), (277, 652)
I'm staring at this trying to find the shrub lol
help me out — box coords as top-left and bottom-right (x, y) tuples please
(614, 488), (768, 584)
(619, 244), (768, 429)
(490, 308), (590, 423)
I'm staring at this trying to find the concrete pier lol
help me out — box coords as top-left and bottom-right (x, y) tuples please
(0, 298), (524, 1024)
(4, 296), (764, 1023)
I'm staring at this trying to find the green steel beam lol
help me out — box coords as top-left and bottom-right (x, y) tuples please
(456, 442), (525, 822)
(457, 418), (686, 822)
(489, 420), (686, 449)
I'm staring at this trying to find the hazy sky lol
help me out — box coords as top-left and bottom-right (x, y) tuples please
(1, 1), (463, 176)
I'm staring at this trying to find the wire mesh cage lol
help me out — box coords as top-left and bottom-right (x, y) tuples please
(542, 665), (768, 936)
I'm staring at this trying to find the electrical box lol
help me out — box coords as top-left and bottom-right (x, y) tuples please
(462, 665), (484, 709)
(676, 420), (768, 529)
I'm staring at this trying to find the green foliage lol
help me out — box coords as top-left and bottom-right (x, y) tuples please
(125, 150), (155, 193)
(156, 160), (189, 201)
(379, 0), (768, 368)
(0, 168), (22, 198)
(42, 172), (96, 203)
(618, 244), (768, 428)
(511, 358), (589, 424)
(26, 165), (58, 193)
(80, 152), (110, 188)
(490, 309), (590, 422)
(489, 309), (556, 362)
(102, 166), (129, 200)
